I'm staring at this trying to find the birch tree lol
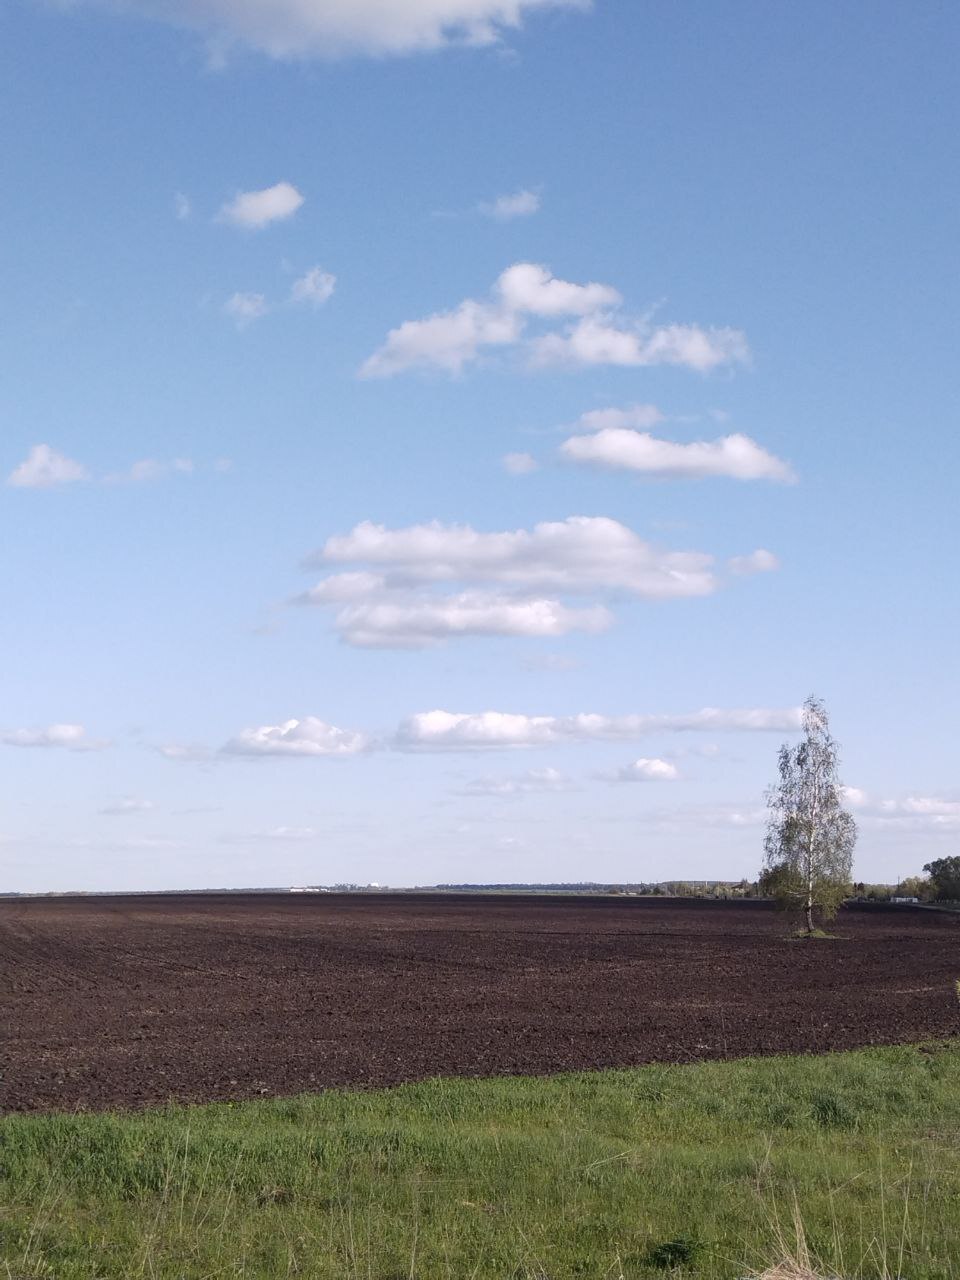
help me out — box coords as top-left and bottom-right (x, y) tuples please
(761, 695), (856, 934)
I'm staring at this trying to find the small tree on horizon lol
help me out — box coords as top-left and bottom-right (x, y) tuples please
(761, 695), (856, 934)
(923, 857), (960, 902)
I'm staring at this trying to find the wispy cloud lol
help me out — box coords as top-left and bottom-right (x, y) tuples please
(217, 181), (304, 230)
(8, 447), (221, 489)
(479, 188), (541, 220)
(502, 451), (539, 475)
(457, 767), (574, 796)
(290, 266), (336, 308)
(224, 291), (270, 327)
(396, 706), (803, 751)
(223, 265), (336, 327)
(728, 549), (779, 575)
(2, 724), (110, 752)
(65, 1), (589, 61)
(840, 788), (960, 830)
(99, 797), (155, 816)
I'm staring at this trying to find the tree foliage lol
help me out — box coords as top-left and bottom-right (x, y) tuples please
(923, 857), (960, 902)
(895, 875), (935, 902)
(762, 695), (856, 932)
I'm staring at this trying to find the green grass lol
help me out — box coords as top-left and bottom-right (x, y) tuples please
(2, 1043), (959, 1278)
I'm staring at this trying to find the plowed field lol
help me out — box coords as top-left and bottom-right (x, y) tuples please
(2, 893), (958, 1113)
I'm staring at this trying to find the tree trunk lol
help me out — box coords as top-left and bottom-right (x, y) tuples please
(805, 899), (815, 935)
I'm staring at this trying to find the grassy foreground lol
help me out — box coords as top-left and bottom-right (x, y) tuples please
(2, 1044), (959, 1279)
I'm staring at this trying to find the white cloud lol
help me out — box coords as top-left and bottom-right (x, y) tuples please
(561, 429), (794, 482)
(7, 445), (89, 489)
(396, 706), (802, 751)
(360, 296), (521, 376)
(480, 188), (541, 220)
(221, 716), (370, 757)
(2, 724), (110, 751)
(224, 291), (269, 326)
(222, 825), (320, 843)
(290, 265), (336, 308)
(502, 451), (538, 475)
(361, 262), (746, 378)
(156, 743), (214, 763)
(576, 404), (664, 432)
(613, 757), (679, 782)
(174, 192), (192, 220)
(847, 792), (960, 830)
(893, 797), (960, 818)
(459, 767), (573, 796)
(728, 549), (780, 575)
(532, 316), (750, 372)
(519, 652), (578, 672)
(99, 797), (155, 816)
(104, 458), (196, 484)
(319, 591), (612, 648)
(496, 262), (620, 317)
(310, 516), (719, 599)
(298, 515), (769, 647)
(840, 785), (869, 808)
(11, 452), (213, 489)
(73, 0), (588, 60)
(660, 804), (767, 829)
(218, 182), (304, 229)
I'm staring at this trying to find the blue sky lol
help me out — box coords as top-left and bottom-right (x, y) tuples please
(2, 0), (958, 891)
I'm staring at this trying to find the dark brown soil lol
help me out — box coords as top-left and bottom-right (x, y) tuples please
(2, 893), (958, 1114)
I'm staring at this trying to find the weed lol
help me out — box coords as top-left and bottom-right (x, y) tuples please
(647, 1233), (703, 1268)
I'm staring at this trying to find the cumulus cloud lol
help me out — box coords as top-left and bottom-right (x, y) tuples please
(174, 192), (192, 220)
(309, 516), (719, 598)
(458, 767), (573, 796)
(99, 797), (155, 816)
(7, 445), (89, 489)
(532, 316), (750, 372)
(576, 404), (665, 431)
(560, 429), (794, 482)
(728, 549), (780, 575)
(497, 263), (620, 317)
(360, 262), (747, 377)
(396, 706), (802, 751)
(613, 758), (679, 782)
(69, 0), (587, 60)
(221, 716), (370, 758)
(218, 181), (304, 229)
(290, 266), (336, 307)
(224, 291), (270, 326)
(314, 590), (611, 648)
(360, 296), (521, 376)
(296, 515), (745, 647)
(479, 188), (541, 220)
(502, 451), (538, 475)
(2, 724), (110, 751)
